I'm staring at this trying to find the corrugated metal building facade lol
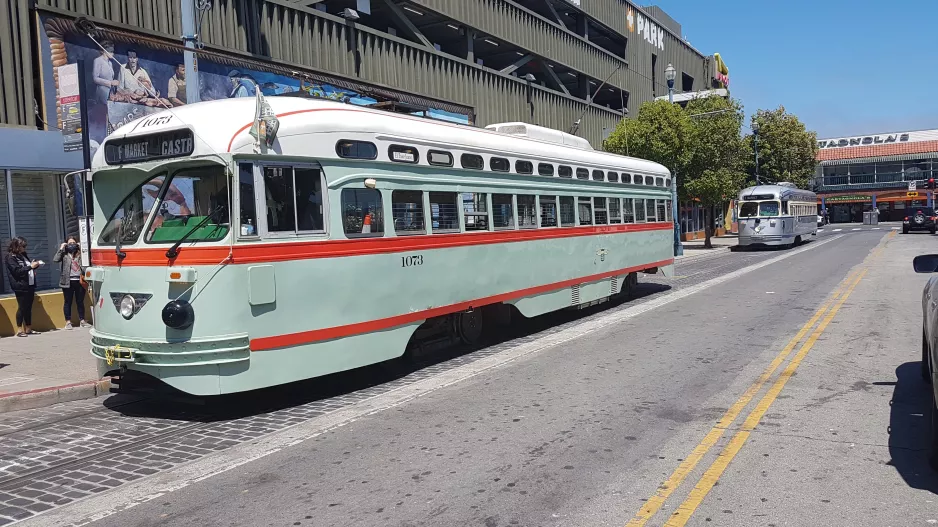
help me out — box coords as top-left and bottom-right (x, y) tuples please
(1, 0), (726, 292)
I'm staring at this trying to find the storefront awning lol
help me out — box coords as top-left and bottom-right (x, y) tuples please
(820, 152), (938, 166)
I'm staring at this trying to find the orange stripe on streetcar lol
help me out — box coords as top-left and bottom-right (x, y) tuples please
(90, 222), (673, 266)
(249, 258), (674, 351)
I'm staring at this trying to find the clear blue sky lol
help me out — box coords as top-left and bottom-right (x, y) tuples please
(650, 0), (938, 139)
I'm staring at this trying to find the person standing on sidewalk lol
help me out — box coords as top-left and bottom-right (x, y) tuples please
(54, 237), (89, 329)
(5, 237), (40, 337)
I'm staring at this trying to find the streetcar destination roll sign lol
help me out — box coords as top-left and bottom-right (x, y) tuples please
(104, 129), (195, 165)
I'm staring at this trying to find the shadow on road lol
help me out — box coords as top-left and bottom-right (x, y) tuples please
(887, 362), (938, 494)
(104, 282), (672, 421)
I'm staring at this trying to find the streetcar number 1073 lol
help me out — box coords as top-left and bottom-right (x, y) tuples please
(401, 255), (424, 267)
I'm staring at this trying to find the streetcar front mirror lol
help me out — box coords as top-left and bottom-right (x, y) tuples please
(913, 254), (938, 273)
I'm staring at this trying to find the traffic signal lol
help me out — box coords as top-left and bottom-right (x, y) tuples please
(930, 178), (936, 190)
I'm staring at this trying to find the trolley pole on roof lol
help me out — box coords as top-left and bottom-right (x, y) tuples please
(181, 0), (201, 104)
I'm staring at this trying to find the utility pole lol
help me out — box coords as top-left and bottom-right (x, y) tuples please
(181, 0), (201, 104)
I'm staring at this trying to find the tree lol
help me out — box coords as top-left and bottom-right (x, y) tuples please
(603, 99), (694, 174)
(684, 168), (747, 248)
(683, 97), (750, 248)
(748, 106), (819, 188)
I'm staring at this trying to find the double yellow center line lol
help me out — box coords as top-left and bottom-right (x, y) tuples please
(626, 235), (888, 526)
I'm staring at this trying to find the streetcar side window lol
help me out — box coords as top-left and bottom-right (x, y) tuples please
(656, 200), (667, 221)
(463, 192), (489, 231)
(666, 199), (673, 221)
(539, 195), (558, 227)
(428, 150), (454, 167)
(238, 163), (258, 237)
(429, 192), (459, 233)
(516, 160), (534, 174)
(296, 167), (325, 232)
(592, 170), (604, 181)
(634, 175), (643, 185)
(594, 197), (608, 224)
(559, 196), (575, 227)
(492, 194), (514, 229)
(666, 178), (671, 187)
(623, 198), (635, 223)
(518, 195), (537, 229)
(645, 176), (655, 186)
(609, 198), (622, 224)
(645, 199), (656, 221)
(389, 145), (419, 164)
(263, 166), (297, 233)
(392, 190), (425, 235)
(336, 140), (378, 160)
(539, 163), (555, 177)
(578, 197), (593, 225)
(342, 189), (384, 238)
(490, 157), (510, 173)
(781, 201), (789, 214)
(608, 172), (619, 183)
(461, 154), (484, 170)
(656, 177), (664, 187)
(558, 165), (573, 178)
(576, 168), (589, 180)
(635, 198), (646, 222)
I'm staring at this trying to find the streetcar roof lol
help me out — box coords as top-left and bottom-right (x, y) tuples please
(91, 97), (670, 176)
(738, 184), (816, 201)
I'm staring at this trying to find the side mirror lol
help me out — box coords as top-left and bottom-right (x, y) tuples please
(913, 254), (938, 273)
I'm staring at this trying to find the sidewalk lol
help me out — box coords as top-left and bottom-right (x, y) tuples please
(0, 326), (109, 412)
(676, 234), (738, 262)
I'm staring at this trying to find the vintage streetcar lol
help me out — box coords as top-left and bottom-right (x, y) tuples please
(87, 95), (675, 395)
(736, 183), (818, 248)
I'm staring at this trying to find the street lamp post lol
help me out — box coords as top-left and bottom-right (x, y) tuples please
(664, 63), (682, 256)
(752, 119), (760, 186)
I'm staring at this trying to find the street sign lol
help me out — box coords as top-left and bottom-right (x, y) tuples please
(909, 181), (917, 191)
(907, 192), (919, 198)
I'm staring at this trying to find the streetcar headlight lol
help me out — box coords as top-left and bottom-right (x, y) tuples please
(119, 295), (135, 320)
(162, 299), (194, 330)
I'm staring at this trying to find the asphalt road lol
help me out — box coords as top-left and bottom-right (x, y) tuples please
(11, 227), (938, 527)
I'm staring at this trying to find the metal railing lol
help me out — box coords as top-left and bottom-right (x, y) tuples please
(816, 171), (937, 192)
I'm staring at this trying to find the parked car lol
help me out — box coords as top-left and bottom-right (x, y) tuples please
(903, 207), (937, 234)
(913, 253), (938, 471)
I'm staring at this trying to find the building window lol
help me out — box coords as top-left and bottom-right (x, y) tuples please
(559, 196), (575, 226)
(578, 197), (593, 225)
(490, 157), (510, 172)
(428, 150), (454, 167)
(576, 168), (589, 180)
(461, 153), (484, 170)
(389, 144), (419, 163)
(429, 192), (459, 233)
(558, 165), (573, 178)
(609, 198), (621, 224)
(623, 198), (635, 223)
(518, 195), (537, 229)
(516, 160), (534, 174)
(392, 190), (425, 234)
(594, 197), (608, 224)
(539, 163), (555, 176)
(540, 195), (558, 227)
(592, 170), (605, 181)
(342, 188), (383, 237)
(463, 192), (488, 231)
(493, 194), (514, 229)
(336, 140), (378, 160)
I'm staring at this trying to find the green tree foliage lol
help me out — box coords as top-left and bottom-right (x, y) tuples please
(748, 106), (819, 188)
(603, 99), (693, 174)
(684, 168), (747, 248)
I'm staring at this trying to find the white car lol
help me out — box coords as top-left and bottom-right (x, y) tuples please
(817, 215), (824, 227)
(913, 253), (938, 471)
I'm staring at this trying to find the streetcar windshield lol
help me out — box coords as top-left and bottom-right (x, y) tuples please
(97, 175), (166, 246)
(145, 166), (230, 243)
(739, 201), (780, 218)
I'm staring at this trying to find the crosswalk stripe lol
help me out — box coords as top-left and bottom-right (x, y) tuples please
(832, 228), (842, 232)
(852, 228), (862, 231)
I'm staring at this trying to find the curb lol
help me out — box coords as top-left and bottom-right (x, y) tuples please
(676, 246), (733, 264)
(0, 377), (112, 414)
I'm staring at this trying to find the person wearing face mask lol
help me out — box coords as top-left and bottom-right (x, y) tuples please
(54, 237), (89, 330)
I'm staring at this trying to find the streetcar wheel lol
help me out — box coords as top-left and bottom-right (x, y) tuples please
(454, 310), (484, 345)
(924, 329), (933, 384)
(929, 384), (938, 471)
